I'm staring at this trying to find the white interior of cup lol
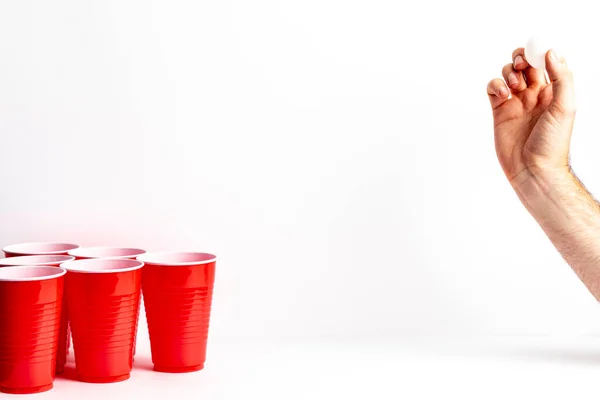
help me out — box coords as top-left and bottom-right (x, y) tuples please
(60, 259), (144, 273)
(3, 242), (80, 255)
(0, 255), (75, 267)
(68, 247), (146, 259)
(136, 252), (217, 266)
(0, 266), (67, 281)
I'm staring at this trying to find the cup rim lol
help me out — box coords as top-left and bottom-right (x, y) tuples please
(0, 255), (75, 267)
(68, 246), (147, 260)
(136, 252), (217, 266)
(0, 266), (67, 282)
(3, 242), (80, 256)
(60, 259), (144, 274)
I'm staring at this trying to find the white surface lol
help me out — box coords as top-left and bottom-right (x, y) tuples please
(1, 0), (600, 342)
(12, 332), (600, 399)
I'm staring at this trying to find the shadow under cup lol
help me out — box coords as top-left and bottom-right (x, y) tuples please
(61, 259), (144, 383)
(0, 266), (66, 395)
(138, 252), (216, 373)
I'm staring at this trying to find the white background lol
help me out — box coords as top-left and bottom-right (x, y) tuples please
(2, 0), (600, 398)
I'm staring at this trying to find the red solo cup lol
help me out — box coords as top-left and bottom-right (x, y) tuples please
(138, 252), (216, 373)
(61, 259), (143, 383)
(67, 247), (146, 357)
(0, 255), (74, 374)
(0, 266), (66, 394)
(3, 242), (79, 258)
(68, 247), (146, 260)
(0, 255), (75, 267)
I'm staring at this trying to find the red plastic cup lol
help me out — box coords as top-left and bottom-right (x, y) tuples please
(137, 252), (216, 373)
(61, 259), (143, 383)
(0, 266), (66, 394)
(68, 247), (146, 260)
(0, 255), (74, 374)
(67, 247), (146, 357)
(3, 242), (79, 258)
(0, 255), (75, 267)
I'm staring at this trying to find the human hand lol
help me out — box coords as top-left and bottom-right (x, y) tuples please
(487, 48), (576, 185)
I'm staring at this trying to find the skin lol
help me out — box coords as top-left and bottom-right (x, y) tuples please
(488, 48), (600, 301)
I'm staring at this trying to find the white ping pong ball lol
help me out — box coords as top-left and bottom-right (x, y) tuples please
(524, 36), (552, 70)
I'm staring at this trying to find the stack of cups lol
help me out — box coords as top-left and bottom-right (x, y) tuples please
(138, 252), (217, 372)
(0, 266), (66, 394)
(61, 259), (144, 383)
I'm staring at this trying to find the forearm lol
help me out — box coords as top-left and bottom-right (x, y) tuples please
(512, 167), (600, 300)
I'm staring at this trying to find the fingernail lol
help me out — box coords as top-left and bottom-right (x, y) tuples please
(549, 49), (560, 61)
(514, 55), (525, 67)
(498, 86), (508, 97)
(507, 72), (519, 87)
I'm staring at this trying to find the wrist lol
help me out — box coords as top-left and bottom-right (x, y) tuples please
(510, 165), (574, 200)
(510, 164), (599, 235)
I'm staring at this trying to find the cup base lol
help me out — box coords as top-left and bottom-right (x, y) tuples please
(0, 383), (53, 394)
(77, 373), (130, 383)
(153, 364), (204, 373)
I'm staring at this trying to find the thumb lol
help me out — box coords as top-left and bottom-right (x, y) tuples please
(545, 49), (576, 116)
